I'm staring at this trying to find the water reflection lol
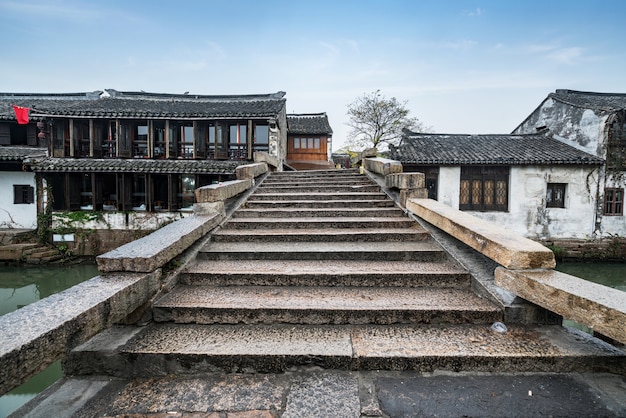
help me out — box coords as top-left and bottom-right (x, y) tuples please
(0, 263), (100, 316)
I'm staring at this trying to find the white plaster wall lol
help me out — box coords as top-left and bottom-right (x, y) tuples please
(434, 165), (600, 240)
(0, 172), (38, 229)
(437, 167), (460, 208)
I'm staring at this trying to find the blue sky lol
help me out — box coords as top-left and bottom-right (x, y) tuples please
(1, 0), (625, 150)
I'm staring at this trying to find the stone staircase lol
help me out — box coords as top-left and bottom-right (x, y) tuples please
(65, 170), (623, 378)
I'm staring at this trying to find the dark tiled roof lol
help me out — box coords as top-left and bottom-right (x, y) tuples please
(30, 158), (243, 174)
(0, 146), (47, 161)
(550, 89), (626, 111)
(388, 131), (604, 166)
(0, 90), (286, 120)
(287, 113), (333, 135)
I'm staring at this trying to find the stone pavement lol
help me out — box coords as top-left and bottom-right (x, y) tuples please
(12, 369), (626, 417)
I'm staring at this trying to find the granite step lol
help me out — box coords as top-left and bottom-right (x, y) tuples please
(248, 192), (389, 201)
(152, 285), (501, 325)
(260, 178), (373, 186)
(198, 240), (447, 261)
(243, 199), (397, 209)
(210, 227), (430, 242)
(64, 323), (626, 377)
(220, 216), (417, 230)
(232, 207), (406, 218)
(256, 184), (381, 193)
(179, 259), (471, 288)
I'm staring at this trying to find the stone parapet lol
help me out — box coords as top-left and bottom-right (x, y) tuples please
(0, 271), (161, 394)
(236, 162), (268, 180)
(254, 151), (281, 170)
(386, 172), (425, 190)
(406, 198), (555, 269)
(96, 214), (222, 273)
(364, 157), (403, 176)
(195, 179), (253, 203)
(495, 267), (626, 345)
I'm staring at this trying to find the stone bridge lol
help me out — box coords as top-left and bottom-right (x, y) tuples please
(1, 159), (625, 417)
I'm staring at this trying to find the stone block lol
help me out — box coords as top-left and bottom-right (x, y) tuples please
(495, 267), (626, 344)
(194, 201), (225, 216)
(386, 172), (425, 190)
(364, 157), (403, 176)
(195, 179), (253, 203)
(236, 162), (268, 180)
(399, 188), (428, 208)
(406, 198), (555, 269)
(254, 151), (281, 170)
(96, 214), (222, 273)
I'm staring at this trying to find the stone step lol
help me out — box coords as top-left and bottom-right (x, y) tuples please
(248, 192), (389, 201)
(232, 207), (406, 219)
(198, 240), (446, 261)
(180, 259), (471, 288)
(260, 178), (373, 186)
(243, 199), (397, 209)
(210, 227), (430, 243)
(256, 184), (381, 193)
(268, 170), (360, 179)
(220, 216), (417, 230)
(152, 285), (501, 325)
(64, 323), (625, 377)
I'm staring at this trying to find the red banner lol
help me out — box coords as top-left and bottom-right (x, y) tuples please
(12, 105), (30, 124)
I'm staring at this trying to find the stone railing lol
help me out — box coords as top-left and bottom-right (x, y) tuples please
(366, 156), (626, 345)
(0, 162), (269, 395)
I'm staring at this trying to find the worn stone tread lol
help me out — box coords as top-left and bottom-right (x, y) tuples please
(243, 198), (397, 208)
(152, 285), (501, 325)
(249, 192), (389, 201)
(198, 240), (446, 261)
(210, 227), (430, 242)
(64, 323), (626, 376)
(233, 206), (405, 218)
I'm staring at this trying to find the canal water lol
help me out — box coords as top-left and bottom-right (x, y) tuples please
(0, 262), (623, 417)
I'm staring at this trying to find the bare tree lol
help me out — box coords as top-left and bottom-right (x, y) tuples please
(346, 90), (431, 151)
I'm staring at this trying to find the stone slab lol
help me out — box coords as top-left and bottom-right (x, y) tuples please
(195, 179), (253, 203)
(254, 151), (281, 169)
(407, 198), (556, 269)
(13, 371), (626, 418)
(0, 271), (160, 394)
(364, 157), (403, 176)
(235, 162), (268, 180)
(495, 267), (626, 344)
(64, 323), (624, 377)
(96, 214), (221, 273)
(385, 172), (425, 189)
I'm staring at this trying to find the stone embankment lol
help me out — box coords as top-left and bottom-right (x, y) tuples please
(11, 168), (625, 417)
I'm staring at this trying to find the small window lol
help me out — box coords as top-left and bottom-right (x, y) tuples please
(546, 183), (566, 208)
(604, 188), (624, 216)
(13, 185), (34, 204)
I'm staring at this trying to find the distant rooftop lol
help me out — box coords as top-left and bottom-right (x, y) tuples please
(0, 90), (287, 120)
(388, 130), (604, 166)
(287, 113), (333, 135)
(0, 146), (47, 162)
(30, 158), (244, 174)
(549, 89), (626, 112)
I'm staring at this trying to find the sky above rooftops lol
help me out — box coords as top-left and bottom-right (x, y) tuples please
(1, 0), (625, 151)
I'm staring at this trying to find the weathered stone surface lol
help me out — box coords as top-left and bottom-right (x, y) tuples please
(399, 188), (428, 208)
(495, 267), (626, 344)
(193, 201), (225, 216)
(195, 179), (253, 203)
(96, 214), (221, 273)
(364, 157), (403, 176)
(386, 172), (424, 189)
(253, 151), (280, 169)
(0, 271), (160, 394)
(282, 372), (360, 418)
(236, 162), (268, 180)
(407, 198), (556, 269)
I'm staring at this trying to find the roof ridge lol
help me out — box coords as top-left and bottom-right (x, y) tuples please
(104, 89), (286, 101)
